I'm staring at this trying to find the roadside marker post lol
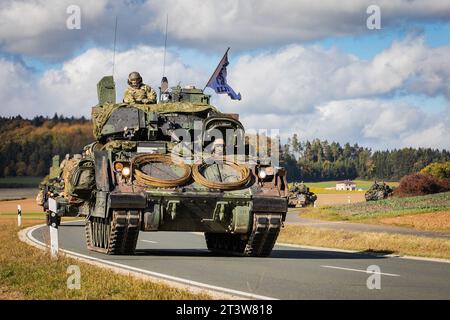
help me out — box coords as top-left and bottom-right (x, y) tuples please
(48, 198), (59, 259)
(17, 205), (22, 227)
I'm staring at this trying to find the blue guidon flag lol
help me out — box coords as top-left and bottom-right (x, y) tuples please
(205, 48), (241, 100)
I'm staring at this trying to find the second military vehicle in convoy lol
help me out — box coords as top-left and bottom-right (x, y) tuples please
(288, 182), (317, 207)
(365, 181), (393, 201)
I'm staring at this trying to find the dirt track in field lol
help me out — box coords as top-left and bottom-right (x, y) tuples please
(0, 198), (42, 214)
(315, 193), (366, 206)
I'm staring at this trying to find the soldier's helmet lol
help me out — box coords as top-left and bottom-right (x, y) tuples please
(128, 71), (142, 88)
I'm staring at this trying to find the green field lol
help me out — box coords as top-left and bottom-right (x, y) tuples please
(306, 179), (398, 190)
(289, 180), (398, 194)
(302, 191), (450, 221)
(307, 180), (369, 189)
(0, 177), (43, 188)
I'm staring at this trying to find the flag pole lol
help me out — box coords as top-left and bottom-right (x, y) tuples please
(203, 47), (230, 91)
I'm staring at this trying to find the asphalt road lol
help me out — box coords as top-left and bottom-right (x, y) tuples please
(30, 222), (450, 299)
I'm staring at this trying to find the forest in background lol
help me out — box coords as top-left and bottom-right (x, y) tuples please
(0, 115), (92, 177)
(282, 134), (450, 181)
(1, 116), (449, 182)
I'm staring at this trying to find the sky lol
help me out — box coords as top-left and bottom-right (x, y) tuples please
(1, 0), (450, 150)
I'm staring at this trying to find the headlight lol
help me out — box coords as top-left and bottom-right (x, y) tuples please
(258, 169), (267, 179)
(121, 167), (131, 177)
(258, 166), (275, 180)
(114, 162), (124, 172)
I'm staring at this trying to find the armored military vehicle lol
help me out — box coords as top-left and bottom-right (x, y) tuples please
(38, 76), (288, 257)
(288, 182), (317, 207)
(365, 181), (393, 201)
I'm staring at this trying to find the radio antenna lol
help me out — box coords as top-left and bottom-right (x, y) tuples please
(112, 16), (118, 78)
(162, 14), (168, 77)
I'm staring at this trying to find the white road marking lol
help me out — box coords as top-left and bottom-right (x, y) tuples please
(25, 224), (277, 300)
(321, 265), (400, 277)
(276, 242), (450, 264)
(193, 232), (450, 264)
(140, 240), (158, 244)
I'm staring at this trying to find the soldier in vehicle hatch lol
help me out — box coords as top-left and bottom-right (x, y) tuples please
(123, 71), (157, 104)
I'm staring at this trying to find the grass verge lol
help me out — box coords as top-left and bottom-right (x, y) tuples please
(375, 211), (450, 231)
(0, 215), (210, 300)
(298, 207), (450, 232)
(278, 225), (450, 260)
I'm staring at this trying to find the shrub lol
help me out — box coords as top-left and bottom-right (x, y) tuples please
(394, 173), (450, 197)
(420, 162), (450, 179)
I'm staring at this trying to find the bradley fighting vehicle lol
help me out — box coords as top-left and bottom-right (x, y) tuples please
(365, 181), (393, 201)
(38, 76), (288, 257)
(288, 182), (317, 208)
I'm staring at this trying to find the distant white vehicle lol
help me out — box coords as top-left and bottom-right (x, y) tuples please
(336, 180), (357, 191)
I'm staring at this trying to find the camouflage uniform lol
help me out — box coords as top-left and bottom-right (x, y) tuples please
(123, 84), (157, 104)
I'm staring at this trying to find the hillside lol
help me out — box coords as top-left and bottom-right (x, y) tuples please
(0, 115), (93, 177)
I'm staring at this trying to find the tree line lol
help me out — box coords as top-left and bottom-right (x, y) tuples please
(0, 115), (93, 177)
(1, 116), (449, 181)
(282, 134), (450, 181)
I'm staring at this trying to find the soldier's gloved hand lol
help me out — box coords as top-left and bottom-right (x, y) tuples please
(141, 99), (149, 104)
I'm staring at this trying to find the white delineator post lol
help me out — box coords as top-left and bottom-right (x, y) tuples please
(48, 198), (59, 259)
(49, 217), (59, 259)
(17, 205), (22, 227)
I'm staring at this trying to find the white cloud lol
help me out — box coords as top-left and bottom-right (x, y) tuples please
(215, 37), (450, 116)
(211, 38), (450, 149)
(2, 1), (450, 152)
(401, 107), (450, 149)
(0, 0), (109, 58)
(1, 39), (449, 150)
(332, 38), (424, 97)
(212, 45), (354, 114)
(147, 0), (450, 50)
(1, 0), (450, 59)
(239, 100), (450, 150)
(303, 99), (426, 149)
(0, 46), (208, 118)
(0, 58), (37, 116)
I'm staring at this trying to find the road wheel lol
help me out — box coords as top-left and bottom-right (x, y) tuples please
(85, 215), (112, 253)
(85, 210), (141, 255)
